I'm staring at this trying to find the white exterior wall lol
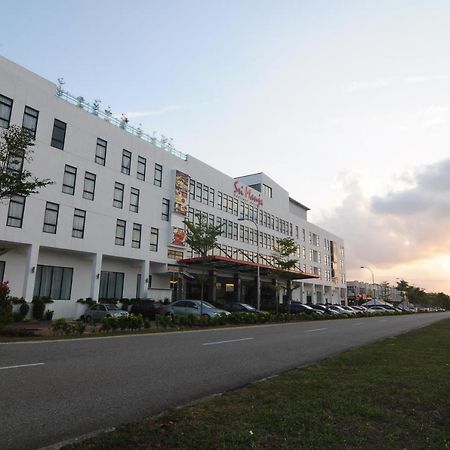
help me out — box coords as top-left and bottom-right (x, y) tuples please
(0, 55), (346, 318)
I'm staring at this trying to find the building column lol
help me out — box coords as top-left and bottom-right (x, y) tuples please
(322, 285), (325, 305)
(233, 273), (241, 302)
(300, 282), (305, 304)
(286, 279), (292, 305)
(22, 244), (39, 302)
(272, 278), (278, 312)
(208, 270), (216, 303)
(312, 283), (317, 304)
(177, 271), (186, 301)
(140, 260), (150, 299)
(90, 253), (103, 300)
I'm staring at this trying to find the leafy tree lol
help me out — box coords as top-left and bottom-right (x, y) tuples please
(0, 125), (52, 201)
(0, 281), (12, 330)
(273, 237), (299, 306)
(183, 214), (222, 308)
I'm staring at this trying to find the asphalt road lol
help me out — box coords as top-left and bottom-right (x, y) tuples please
(1, 312), (449, 450)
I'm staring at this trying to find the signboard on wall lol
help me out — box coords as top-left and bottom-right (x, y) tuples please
(171, 227), (187, 247)
(233, 180), (263, 207)
(174, 170), (189, 215)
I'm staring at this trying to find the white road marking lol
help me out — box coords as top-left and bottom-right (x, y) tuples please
(304, 328), (327, 333)
(0, 362), (45, 371)
(202, 337), (254, 346)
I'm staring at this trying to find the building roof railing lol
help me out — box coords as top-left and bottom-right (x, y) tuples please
(55, 82), (187, 161)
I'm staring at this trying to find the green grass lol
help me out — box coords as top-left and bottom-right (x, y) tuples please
(63, 318), (450, 450)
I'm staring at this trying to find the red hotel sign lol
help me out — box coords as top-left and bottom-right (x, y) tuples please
(234, 181), (263, 207)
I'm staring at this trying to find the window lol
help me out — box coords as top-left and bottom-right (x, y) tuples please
(154, 163), (162, 187)
(0, 94), (13, 128)
(22, 106), (39, 138)
(189, 179), (195, 200)
(121, 149), (131, 175)
(209, 187), (215, 207)
(6, 195), (25, 228)
(99, 271), (124, 299)
(203, 184), (209, 204)
(72, 209), (86, 238)
(132, 223), (142, 248)
(51, 119), (67, 150)
(161, 198), (170, 221)
(150, 227), (159, 251)
(43, 202), (59, 233)
(129, 187), (140, 213)
(0, 261), (4, 282)
(95, 138), (107, 165)
(62, 165), (77, 195)
(137, 156), (146, 180)
(262, 184), (273, 198)
(83, 172), (96, 200)
(115, 219), (126, 245)
(195, 182), (202, 202)
(33, 265), (73, 300)
(113, 182), (124, 208)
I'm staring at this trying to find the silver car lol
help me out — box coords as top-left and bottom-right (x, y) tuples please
(163, 300), (230, 318)
(84, 303), (129, 322)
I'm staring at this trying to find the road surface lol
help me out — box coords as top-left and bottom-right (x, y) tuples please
(0, 312), (448, 449)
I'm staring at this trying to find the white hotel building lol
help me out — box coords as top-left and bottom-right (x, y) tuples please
(0, 56), (346, 319)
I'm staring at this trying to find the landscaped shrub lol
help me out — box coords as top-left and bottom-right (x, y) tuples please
(13, 302), (30, 322)
(0, 326), (35, 337)
(51, 318), (86, 336)
(0, 281), (12, 329)
(32, 299), (46, 320)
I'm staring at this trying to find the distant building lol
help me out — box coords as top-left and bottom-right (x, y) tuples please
(347, 280), (402, 304)
(0, 56), (346, 318)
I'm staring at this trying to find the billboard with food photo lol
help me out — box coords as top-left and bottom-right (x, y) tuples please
(174, 170), (189, 215)
(171, 227), (187, 247)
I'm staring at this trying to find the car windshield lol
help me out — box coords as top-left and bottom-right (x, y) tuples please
(242, 304), (257, 311)
(106, 304), (121, 310)
(199, 301), (215, 309)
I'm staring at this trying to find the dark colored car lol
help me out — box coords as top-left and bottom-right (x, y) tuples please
(280, 303), (323, 314)
(222, 303), (261, 313)
(129, 300), (166, 319)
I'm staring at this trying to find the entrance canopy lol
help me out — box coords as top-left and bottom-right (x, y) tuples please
(178, 255), (319, 281)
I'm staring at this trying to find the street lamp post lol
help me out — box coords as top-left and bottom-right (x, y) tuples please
(238, 212), (261, 311)
(360, 266), (375, 306)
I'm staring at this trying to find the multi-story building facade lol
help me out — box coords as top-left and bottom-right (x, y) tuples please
(347, 281), (402, 304)
(0, 55), (346, 318)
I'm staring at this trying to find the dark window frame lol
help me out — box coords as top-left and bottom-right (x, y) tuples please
(43, 202), (59, 234)
(95, 138), (107, 166)
(137, 156), (146, 181)
(129, 187), (140, 213)
(0, 94), (13, 129)
(62, 164), (77, 195)
(33, 264), (73, 300)
(113, 182), (124, 208)
(132, 223), (142, 248)
(150, 227), (159, 252)
(6, 195), (26, 228)
(72, 208), (86, 238)
(83, 171), (96, 200)
(121, 149), (132, 175)
(154, 163), (163, 187)
(51, 119), (67, 150)
(115, 219), (126, 246)
(161, 198), (170, 221)
(22, 106), (39, 139)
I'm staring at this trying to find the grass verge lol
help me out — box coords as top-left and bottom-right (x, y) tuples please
(63, 318), (450, 450)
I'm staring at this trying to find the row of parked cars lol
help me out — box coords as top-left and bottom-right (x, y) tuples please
(81, 300), (412, 322)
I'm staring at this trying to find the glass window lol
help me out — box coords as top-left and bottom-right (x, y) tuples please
(95, 138), (107, 165)
(154, 163), (162, 187)
(195, 182), (202, 202)
(209, 187), (215, 207)
(132, 223), (141, 248)
(129, 187), (139, 213)
(62, 165), (77, 195)
(0, 260), (4, 282)
(113, 182), (124, 208)
(22, 106), (39, 138)
(150, 227), (159, 251)
(51, 119), (67, 150)
(0, 94), (13, 129)
(43, 202), (59, 233)
(115, 219), (126, 245)
(161, 198), (170, 221)
(83, 171), (96, 200)
(121, 149), (131, 175)
(137, 156), (146, 180)
(72, 209), (86, 238)
(33, 265), (73, 300)
(99, 271), (124, 299)
(262, 184), (272, 198)
(203, 184), (209, 204)
(6, 195), (26, 228)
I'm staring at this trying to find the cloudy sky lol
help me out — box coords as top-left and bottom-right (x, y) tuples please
(2, 0), (450, 292)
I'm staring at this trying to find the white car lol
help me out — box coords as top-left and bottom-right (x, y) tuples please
(163, 300), (230, 318)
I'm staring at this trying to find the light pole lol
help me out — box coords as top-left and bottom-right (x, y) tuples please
(360, 266), (375, 306)
(238, 212), (261, 311)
